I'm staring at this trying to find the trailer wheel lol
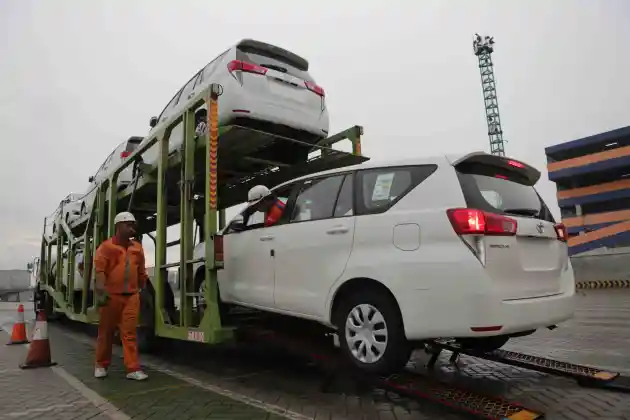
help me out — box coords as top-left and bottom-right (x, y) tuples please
(335, 288), (411, 375)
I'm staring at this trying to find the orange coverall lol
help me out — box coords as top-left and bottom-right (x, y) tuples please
(93, 237), (149, 373)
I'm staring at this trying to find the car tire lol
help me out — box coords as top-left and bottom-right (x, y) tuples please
(457, 335), (510, 353)
(335, 289), (411, 375)
(193, 269), (230, 322)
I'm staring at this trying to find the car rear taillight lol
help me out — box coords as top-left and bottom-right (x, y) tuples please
(554, 223), (567, 242)
(304, 81), (325, 97)
(213, 235), (224, 263)
(227, 60), (267, 75)
(120, 151), (131, 159)
(447, 208), (517, 236)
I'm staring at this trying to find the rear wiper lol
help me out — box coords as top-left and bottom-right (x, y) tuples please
(261, 64), (287, 73)
(504, 208), (539, 217)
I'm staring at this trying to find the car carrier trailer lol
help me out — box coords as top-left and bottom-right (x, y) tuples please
(34, 83), (367, 350)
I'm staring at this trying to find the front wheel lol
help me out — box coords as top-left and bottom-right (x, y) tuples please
(335, 289), (411, 375)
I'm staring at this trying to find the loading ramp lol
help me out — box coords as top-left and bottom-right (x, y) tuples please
(231, 311), (545, 420)
(428, 338), (630, 394)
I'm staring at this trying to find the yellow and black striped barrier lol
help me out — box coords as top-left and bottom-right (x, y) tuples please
(576, 280), (630, 290)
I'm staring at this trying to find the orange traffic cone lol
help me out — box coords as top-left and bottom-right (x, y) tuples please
(19, 310), (57, 369)
(7, 304), (29, 345)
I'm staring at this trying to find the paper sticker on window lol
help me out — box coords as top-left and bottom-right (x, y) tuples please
(372, 173), (395, 201)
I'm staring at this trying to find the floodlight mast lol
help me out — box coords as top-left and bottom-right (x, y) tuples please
(473, 34), (506, 157)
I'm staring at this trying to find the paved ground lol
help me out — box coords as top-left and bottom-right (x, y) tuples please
(1, 289), (629, 419)
(0, 329), (115, 419)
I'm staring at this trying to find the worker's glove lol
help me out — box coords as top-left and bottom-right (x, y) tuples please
(95, 290), (109, 308)
(195, 122), (208, 137)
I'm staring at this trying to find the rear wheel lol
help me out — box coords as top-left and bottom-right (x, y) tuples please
(335, 289), (411, 375)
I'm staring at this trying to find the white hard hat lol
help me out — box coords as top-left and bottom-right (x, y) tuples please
(247, 185), (271, 205)
(114, 211), (136, 225)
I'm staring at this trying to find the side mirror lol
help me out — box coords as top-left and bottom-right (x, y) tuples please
(26, 262), (33, 273)
(88, 176), (95, 183)
(230, 214), (245, 232)
(149, 116), (159, 128)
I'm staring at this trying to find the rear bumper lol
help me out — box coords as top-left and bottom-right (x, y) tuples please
(221, 84), (329, 138)
(398, 267), (577, 340)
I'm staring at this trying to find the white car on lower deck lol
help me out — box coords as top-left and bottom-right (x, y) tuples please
(191, 151), (576, 374)
(140, 38), (329, 168)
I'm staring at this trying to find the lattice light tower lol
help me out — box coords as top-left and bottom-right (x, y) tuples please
(473, 34), (506, 157)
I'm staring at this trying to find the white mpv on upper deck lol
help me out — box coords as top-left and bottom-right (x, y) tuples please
(191, 151), (576, 374)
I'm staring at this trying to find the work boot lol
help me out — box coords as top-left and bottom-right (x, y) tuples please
(94, 367), (108, 378)
(126, 370), (148, 381)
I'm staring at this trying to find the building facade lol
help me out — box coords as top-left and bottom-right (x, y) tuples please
(545, 125), (630, 257)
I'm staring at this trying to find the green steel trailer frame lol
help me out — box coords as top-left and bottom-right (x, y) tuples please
(35, 83), (368, 348)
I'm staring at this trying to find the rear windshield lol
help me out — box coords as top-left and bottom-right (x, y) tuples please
(125, 137), (142, 152)
(236, 44), (314, 82)
(456, 164), (555, 222)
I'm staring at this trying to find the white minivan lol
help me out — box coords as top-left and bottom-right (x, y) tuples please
(191, 151), (576, 374)
(140, 38), (330, 169)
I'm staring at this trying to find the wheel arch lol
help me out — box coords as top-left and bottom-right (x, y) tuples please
(329, 277), (403, 325)
(193, 264), (224, 300)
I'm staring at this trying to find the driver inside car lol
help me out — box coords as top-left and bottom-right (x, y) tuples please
(241, 185), (286, 228)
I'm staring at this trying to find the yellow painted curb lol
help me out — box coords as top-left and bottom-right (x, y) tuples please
(576, 280), (630, 289)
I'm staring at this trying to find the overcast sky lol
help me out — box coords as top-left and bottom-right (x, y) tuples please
(1, 0), (629, 270)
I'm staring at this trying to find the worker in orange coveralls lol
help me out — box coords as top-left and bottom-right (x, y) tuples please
(93, 211), (149, 381)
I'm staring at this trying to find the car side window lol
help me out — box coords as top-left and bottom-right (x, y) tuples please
(180, 71), (202, 103)
(290, 175), (345, 222)
(158, 88), (184, 123)
(203, 49), (230, 82)
(334, 174), (354, 217)
(356, 165), (438, 215)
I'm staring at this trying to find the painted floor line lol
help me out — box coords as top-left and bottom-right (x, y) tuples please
(147, 363), (313, 420)
(52, 365), (131, 420)
(56, 328), (313, 420)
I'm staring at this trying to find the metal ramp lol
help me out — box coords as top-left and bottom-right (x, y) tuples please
(233, 313), (545, 420)
(429, 339), (630, 394)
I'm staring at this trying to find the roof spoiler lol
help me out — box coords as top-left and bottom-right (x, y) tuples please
(237, 38), (309, 71)
(448, 151), (541, 185)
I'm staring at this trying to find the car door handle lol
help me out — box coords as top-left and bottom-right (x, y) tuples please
(326, 226), (349, 235)
(260, 235), (274, 241)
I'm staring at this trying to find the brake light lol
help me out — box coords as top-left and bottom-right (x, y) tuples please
(213, 235), (224, 262)
(554, 223), (567, 242)
(507, 159), (525, 168)
(447, 208), (517, 236)
(120, 151), (131, 159)
(305, 81), (325, 97)
(495, 174), (508, 179)
(227, 60), (267, 75)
